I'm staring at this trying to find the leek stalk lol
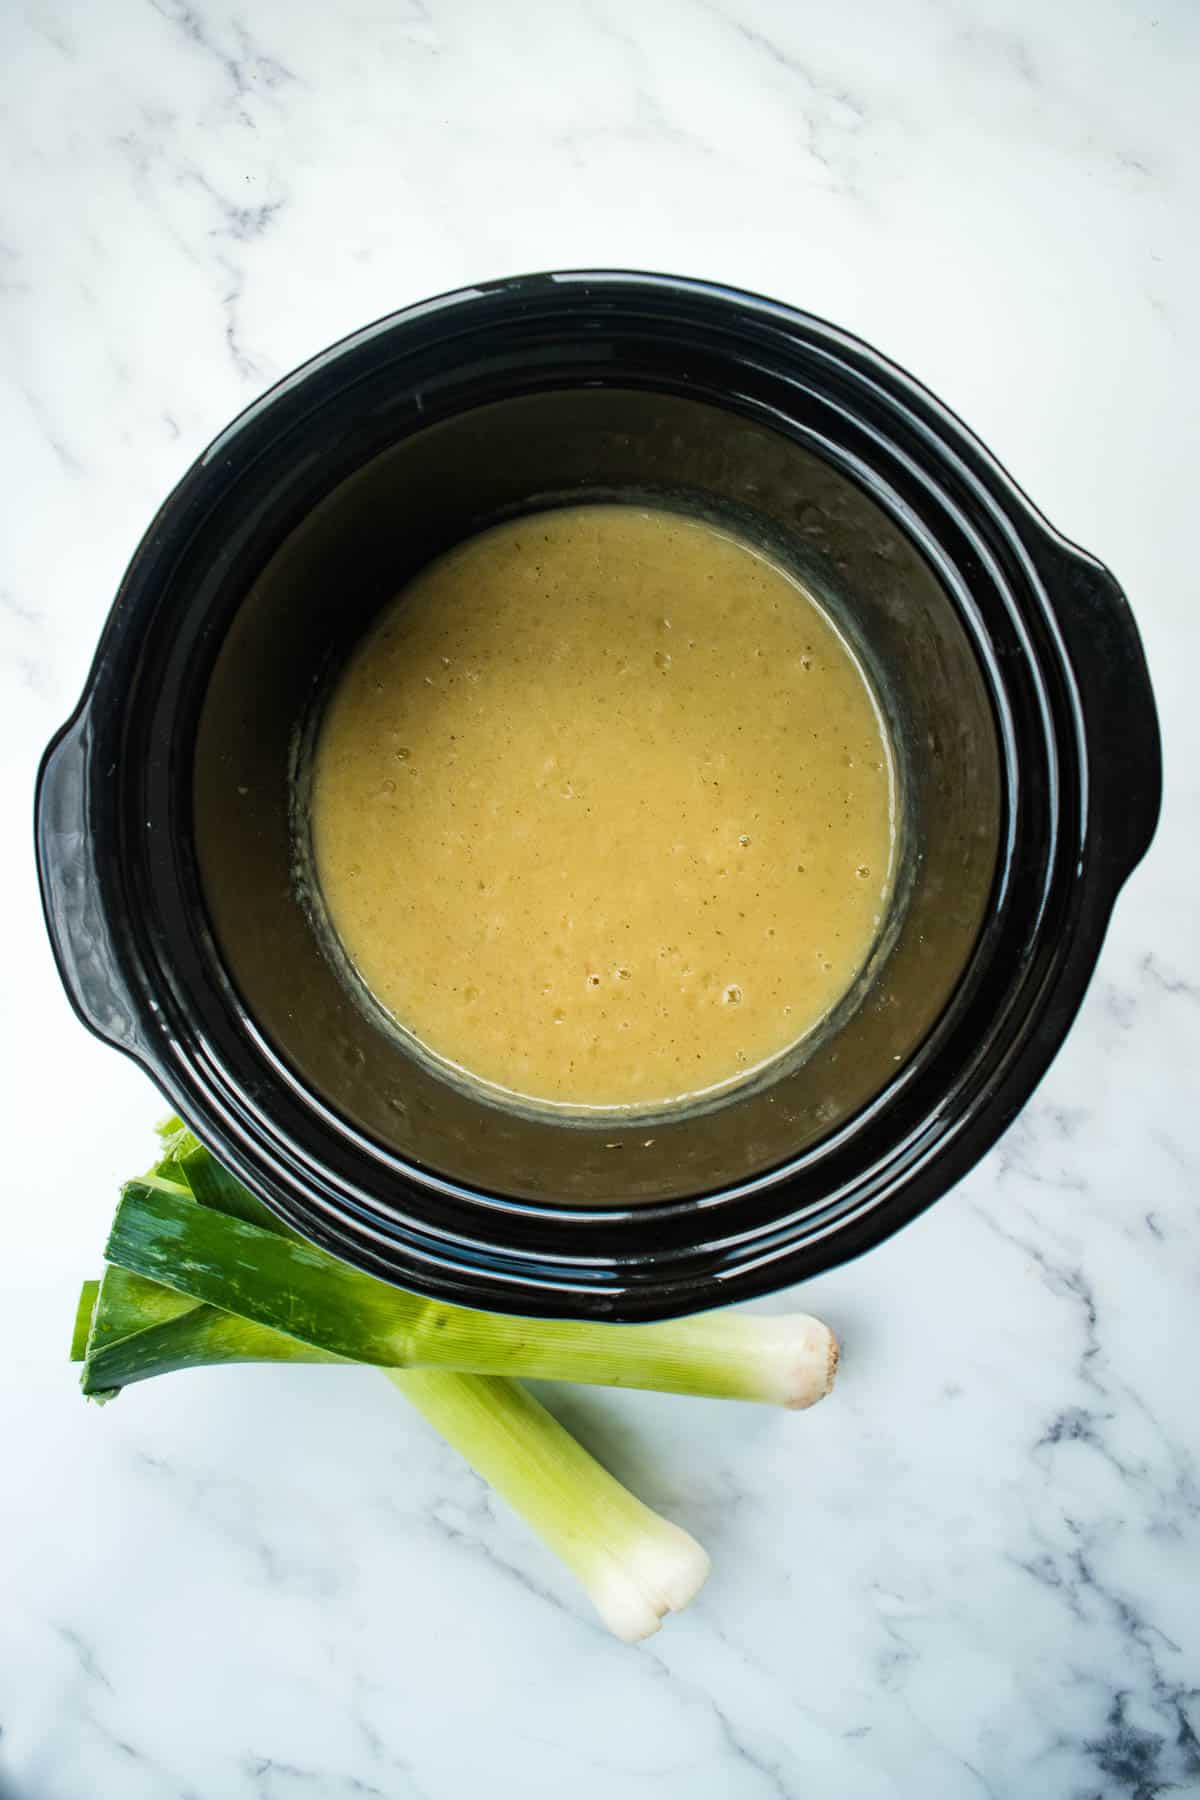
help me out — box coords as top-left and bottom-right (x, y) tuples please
(107, 1177), (837, 1406)
(388, 1368), (709, 1640)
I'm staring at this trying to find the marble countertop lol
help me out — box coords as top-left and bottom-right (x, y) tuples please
(2, 2), (1197, 1795)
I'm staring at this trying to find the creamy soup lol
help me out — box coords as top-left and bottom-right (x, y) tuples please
(310, 504), (895, 1112)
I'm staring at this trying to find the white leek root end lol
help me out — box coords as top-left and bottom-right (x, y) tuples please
(770, 1314), (841, 1410)
(589, 1523), (711, 1642)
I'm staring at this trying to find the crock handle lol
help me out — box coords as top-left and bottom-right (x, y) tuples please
(35, 707), (149, 1056)
(1032, 538), (1162, 897)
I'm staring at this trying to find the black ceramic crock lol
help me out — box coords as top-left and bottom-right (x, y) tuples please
(35, 272), (1161, 1322)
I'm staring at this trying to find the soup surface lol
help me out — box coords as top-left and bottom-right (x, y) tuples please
(310, 504), (895, 1111)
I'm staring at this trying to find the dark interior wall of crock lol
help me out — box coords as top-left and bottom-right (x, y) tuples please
(194, 387), (1001, 1204)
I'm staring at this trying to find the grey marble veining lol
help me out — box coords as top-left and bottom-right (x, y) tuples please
(2, 2), (1198, 1795)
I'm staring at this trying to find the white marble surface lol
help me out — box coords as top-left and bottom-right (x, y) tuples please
(2, 1), (1198, 1794)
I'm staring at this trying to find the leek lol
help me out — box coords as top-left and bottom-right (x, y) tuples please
(388, 1368), (709, 1641)
(73, 1136), (712, 1639)
(107, 1177), (838, 1406)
